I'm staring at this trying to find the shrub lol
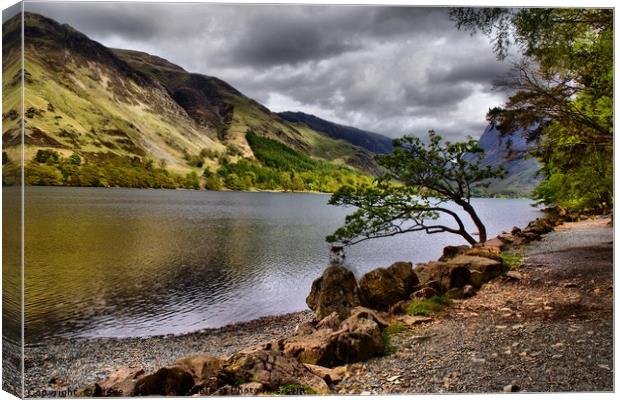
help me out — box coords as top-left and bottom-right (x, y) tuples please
(204, 175), (222, 191)
(24, 162), (63, 185)
(68, 152), (81, 165)
(34, 149), (60, 164)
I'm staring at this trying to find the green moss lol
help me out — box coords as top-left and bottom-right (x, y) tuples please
(384, 323), (406, 335)
(406, 295), (451, 316)
(272, 384), (317, 395)
(500, 252), (523, 271)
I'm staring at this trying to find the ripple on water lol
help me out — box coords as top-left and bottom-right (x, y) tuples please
(17, 187), (541, 343)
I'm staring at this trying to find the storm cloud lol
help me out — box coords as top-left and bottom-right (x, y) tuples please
(24, 2), (513, 140)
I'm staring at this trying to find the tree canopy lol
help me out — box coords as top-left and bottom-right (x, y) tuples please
(327, 132), (504, 246)
(451, 8), (613, 213)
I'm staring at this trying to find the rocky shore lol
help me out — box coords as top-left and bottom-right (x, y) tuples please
(24, 214), (613, 396)
(24, 312), (314, 396)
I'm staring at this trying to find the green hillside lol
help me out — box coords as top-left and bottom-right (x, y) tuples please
(2, 12), (377, 192)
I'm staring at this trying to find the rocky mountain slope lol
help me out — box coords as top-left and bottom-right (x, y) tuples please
(474, 125), (541, 197)
(2, 12), (377, 181)
(278, 111), (394, 154)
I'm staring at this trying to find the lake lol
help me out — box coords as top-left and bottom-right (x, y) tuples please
(13, 187), (541, 343)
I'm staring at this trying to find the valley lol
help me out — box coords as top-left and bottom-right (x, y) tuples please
(2, 12), (538, 196)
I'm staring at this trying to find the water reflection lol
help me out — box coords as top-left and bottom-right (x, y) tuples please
(23, 187), (541, 343)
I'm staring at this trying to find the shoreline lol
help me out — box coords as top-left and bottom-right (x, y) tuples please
(23, 213), (610, 395)
(24, 311), (314, 392)
(8, 184), (533, 199)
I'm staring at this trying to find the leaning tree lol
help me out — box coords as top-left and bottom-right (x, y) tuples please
(326, 131), (504, 247)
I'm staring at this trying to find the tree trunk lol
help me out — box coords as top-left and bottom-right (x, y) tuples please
(462, 202), (487, 243)
(459, 229), (479, 246)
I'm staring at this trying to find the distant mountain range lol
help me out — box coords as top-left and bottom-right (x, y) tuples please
(278, 111), (394, 154)
(473, 125), (541, 197)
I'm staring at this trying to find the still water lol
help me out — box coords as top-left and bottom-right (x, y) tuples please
(18, 187), (541, 342)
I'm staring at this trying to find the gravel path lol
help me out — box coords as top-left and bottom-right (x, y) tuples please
(334, 217), (613, 394)
(23, 311), (313, 395)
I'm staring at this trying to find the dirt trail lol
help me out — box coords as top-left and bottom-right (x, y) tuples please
(335, 217), (613, 393)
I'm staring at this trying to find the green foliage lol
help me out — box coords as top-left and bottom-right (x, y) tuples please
(406, 295), (451, 317)
(22, 153), (198, 189)
(184, 151), (205, 168)
(211, 132), (373, 192)
(68, 152), (81, 165)
(327, 132), (504, 246)
(199, 147), (220, 159)
(532, 130), (613, 212)
(451, 8), (613, 213)
(2, 161), (21, 186)
(500, 252), (523, 271)
(246, 131), (319, 172)
(34, 149), (60, 164)
(185, 171), (200, 190)
(204, 175), (222, 191)
(24, 162), (63, 186)
(273, 384), (317, 395)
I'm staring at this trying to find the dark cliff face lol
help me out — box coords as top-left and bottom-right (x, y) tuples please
(474, 124), (541, 197)
(115, 48), (237, 134)
(20, 13), (152, 87)
(278, 111), (394, 154)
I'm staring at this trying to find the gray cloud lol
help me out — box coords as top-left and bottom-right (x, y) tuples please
(23, 2), (511, 140)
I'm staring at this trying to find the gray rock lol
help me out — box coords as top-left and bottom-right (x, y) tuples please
(306, 266), (362, 319)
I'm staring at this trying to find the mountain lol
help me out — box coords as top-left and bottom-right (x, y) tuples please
(278, 111), (394, 154)
(2, 12), (379, 190)
(474, 124), (541, 197)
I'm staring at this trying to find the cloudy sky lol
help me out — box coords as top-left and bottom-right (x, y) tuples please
(23, 2), (513, 140)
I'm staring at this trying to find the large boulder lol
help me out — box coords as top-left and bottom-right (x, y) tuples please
(303, 364), (346, 385)
(219, 350), (329, 394)
(411, 286), (439, 299)
(173, 354), (225, 394)
(331, 309), (386, 365)
(282, 307), (386, 367)
(446, 255), (502, 283)
(315, 311), (342, 331)
(464, 247), (502, 261)
(386, 261), (419, 293)
(525, 218), (554, 235)
(133, 366), (195, 396)
(439, 245), (470, 261)
(358, 268), (405, 310)
(344, 306), (389, 329)
(414, 262), (471, 290)
(306, 266), (362, 319)
(283, 331), (337, 366)
(97, 366), (144, 397)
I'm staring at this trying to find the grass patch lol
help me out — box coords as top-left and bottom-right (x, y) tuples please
(406, 295), (451, 317)
(501, 252), (523, 271)
(381, 323), (406, 355)
(381, 331), (397, 355)
(272, 384), (317, 395)
(384, 323), (406, 335)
